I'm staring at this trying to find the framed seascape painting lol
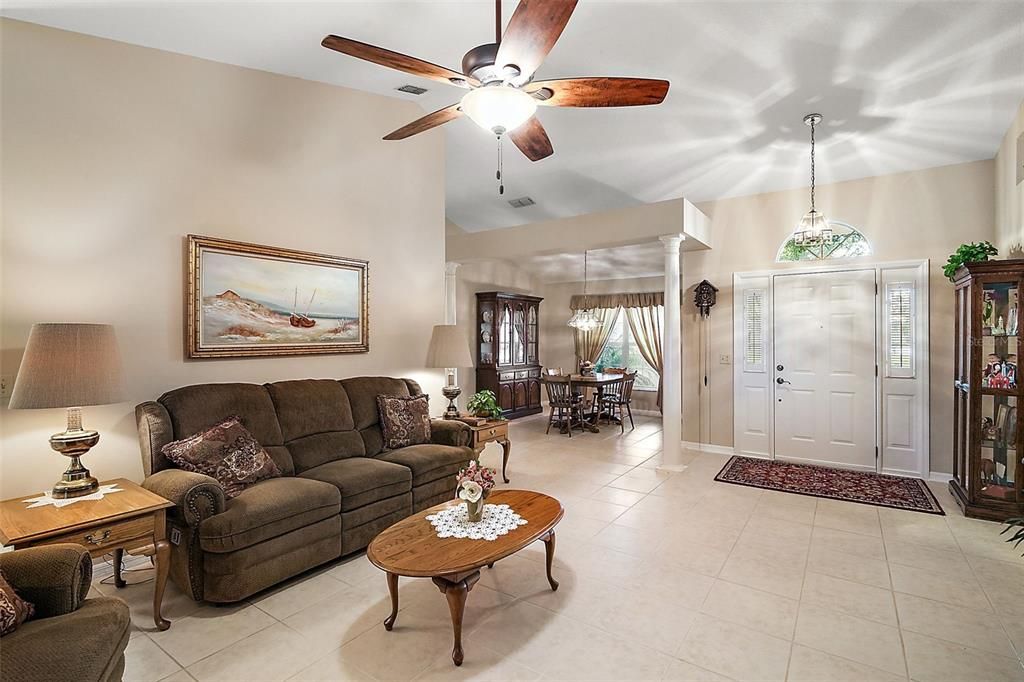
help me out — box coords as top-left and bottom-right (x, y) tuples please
(186, 235), (369, 358)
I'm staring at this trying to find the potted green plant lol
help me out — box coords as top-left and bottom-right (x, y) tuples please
(466, 390), (504, 420)
(943, 241), (998, 281)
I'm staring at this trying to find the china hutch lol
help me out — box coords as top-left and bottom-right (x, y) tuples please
(951, 259), (1024, 520)
(475, 292), (543, 419)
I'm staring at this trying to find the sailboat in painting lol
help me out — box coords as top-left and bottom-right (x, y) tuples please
(289, 287), (317, 328)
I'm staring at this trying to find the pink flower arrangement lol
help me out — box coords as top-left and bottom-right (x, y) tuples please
(457, 461), (496, 494)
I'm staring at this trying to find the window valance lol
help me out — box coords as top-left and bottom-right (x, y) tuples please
(569, 292), (664, 311)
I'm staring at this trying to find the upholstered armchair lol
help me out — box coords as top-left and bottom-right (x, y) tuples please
(0, 544), (131, 682)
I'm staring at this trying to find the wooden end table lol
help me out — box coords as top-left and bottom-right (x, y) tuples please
(0, 477), (175, 630)
(367, 490), (563, 666)
(465, 419), (512, 483)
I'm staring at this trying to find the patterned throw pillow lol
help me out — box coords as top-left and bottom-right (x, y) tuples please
(161, 416), (281, 498)
(0, 572), (34, 637)
(377, 394), (431, 449)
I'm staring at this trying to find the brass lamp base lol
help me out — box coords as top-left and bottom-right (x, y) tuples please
(441, 384), (462, 420)
(49, 410), (101, 499)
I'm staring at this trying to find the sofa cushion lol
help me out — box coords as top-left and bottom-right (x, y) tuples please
(341, 377), (413, 430)
(299, 458), (411, 512)
(162, 416), (281, 499)
(266, 380), (356, 439)
(159, 383), (285, 447)
(377, 444), (471, 487)
(377, 395), (431, 449)
(199, 477), (340, 553)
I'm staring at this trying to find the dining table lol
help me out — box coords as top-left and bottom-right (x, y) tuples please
(542, 372), (625, 433)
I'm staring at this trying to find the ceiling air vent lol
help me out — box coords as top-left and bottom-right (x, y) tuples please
(396, 84), (428, 95)
(508, 196), (535, 208)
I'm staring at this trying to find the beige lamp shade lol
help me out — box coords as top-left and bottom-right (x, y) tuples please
(9, 323), (126, 409)
(424, 325), (474, 369)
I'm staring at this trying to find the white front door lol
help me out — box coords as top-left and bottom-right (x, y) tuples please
(774, 269), (877, 470)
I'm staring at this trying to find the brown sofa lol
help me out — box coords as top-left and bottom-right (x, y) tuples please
(135, 376), (472, 603)
(0, 544), (130, 682)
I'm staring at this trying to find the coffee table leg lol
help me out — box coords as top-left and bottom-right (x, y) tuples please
(433, 572), (479, 666)
(500, 438), (511, 484)
(384, 572), (399, 631)
(542, 531), (559, 591)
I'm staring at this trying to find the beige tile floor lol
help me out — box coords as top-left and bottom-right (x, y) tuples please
(99, 414), (1024, 682)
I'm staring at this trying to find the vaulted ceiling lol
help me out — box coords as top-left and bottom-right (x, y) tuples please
(4, 1), (1022, 232)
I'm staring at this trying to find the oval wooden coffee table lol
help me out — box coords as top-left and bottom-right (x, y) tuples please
(367, 489), (563, 666)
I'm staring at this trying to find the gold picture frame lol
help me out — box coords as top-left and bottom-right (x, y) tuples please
(186, 235), (369, 358)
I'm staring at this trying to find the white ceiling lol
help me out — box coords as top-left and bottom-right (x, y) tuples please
(4, 1), (1023, 233)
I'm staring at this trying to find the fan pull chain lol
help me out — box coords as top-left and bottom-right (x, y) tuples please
(496, 133), (505, 195)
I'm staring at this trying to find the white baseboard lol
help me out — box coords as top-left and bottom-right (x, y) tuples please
(632, 409), (660, 417)
(682, 441), (736, 456)
(928, 471), (953, 483)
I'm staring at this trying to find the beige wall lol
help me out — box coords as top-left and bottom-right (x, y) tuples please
(995, 100), (1024, 254)
(0, 20), (448, 498)
(508, 160), (994, 473)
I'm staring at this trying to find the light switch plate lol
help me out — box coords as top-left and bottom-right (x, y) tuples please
(719, 354), (731, 365)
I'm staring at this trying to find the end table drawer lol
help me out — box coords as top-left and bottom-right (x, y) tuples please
(39, 515), (154, 552)
(477, 423), (508, 444)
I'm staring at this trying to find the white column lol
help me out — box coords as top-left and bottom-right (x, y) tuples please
(657, 234), (687, 473)
(444, 262), (460, 325)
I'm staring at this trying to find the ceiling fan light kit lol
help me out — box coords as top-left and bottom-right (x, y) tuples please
(460, 85), (538, 135)
(320, 0), (670, 172)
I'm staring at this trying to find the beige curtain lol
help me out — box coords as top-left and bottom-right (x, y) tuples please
(626, 305), (665, 411)
(573, 307), (621, 365)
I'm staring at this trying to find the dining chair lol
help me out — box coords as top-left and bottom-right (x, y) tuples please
(600, 371), (637, 432)
(544, 376), (586, 437)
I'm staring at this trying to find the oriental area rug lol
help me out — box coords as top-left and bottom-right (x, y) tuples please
(714, 456), (945, 515)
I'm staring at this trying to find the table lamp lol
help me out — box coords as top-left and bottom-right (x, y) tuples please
(425, 324), (474, 419)
(9, 323), (125, 498)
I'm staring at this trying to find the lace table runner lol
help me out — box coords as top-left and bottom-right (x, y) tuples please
(425, 503), (528, 541)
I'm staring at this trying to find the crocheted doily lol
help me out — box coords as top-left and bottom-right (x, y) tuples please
(425, 503), (528, 541)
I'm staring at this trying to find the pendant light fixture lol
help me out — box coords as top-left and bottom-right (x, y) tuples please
(568, 250), (600, 331)
(792, 113), (836, 246)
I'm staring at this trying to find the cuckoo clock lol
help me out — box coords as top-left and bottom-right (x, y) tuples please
(694, 280), (718, 318)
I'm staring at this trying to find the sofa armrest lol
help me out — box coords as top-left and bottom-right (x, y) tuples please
(0, 544), (91, 618)
(431, 419), (472, 448)
(143, 469), (226, 528)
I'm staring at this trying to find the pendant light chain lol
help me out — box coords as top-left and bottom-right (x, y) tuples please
(809, 117), (816, 213)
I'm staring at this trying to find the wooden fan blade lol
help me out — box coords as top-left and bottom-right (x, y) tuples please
(509, 115), (553, 161)
(322, 35), (478, 88)
(529, 78), (670, 107)
(495, 0), (578, 80)
(383, 103), (463, 140)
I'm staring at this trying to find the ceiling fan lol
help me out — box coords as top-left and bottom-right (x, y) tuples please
(321, 0), (670, 164)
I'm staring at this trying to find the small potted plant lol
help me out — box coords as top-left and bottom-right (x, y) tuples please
(456, 461), (496, 522)
(466, 390), (504, 420)
(943, 241), (998, 282)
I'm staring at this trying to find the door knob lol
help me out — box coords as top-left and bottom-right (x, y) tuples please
(776, 377), (791, 385)
(777, 364), (784, 371)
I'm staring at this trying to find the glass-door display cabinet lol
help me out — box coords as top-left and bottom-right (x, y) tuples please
(951, 259), (1024, 520)
(475, 292), (543, 419)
